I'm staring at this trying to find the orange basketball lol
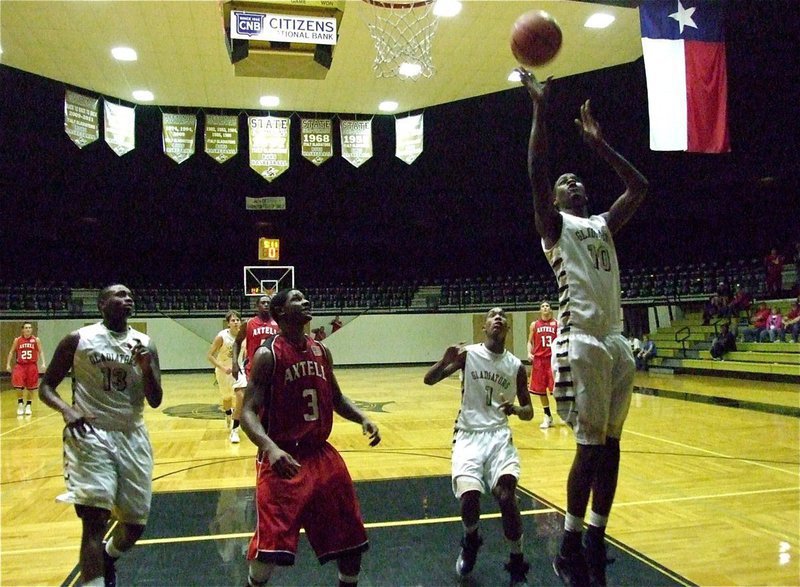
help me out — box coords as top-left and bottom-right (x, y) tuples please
(510, 10), (562, 67)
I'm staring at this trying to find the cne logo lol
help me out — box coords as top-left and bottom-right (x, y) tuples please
(234, 12), (265, 37)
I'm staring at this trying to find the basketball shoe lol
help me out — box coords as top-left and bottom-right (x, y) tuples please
(455, 532), (482, 576)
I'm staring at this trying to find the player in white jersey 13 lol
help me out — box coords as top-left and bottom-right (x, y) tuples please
(40, 284), (163, 587)
(424, 307), (533, 586)
(519, 68), (648, 587)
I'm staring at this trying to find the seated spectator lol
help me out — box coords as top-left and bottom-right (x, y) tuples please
(635, 334), (657, 371)
(728, 286), (753, 320)
(759, 306), (785, 342)
(710, 322), (737, 360)
(702, 294), (728, 325)
(627, 333), (641, 355)
(764, 247), (785, 297)
(742, 303), (770, 342)
(313, 325), (327, 341)
(784, 298), (800, 343)
(715, 280), (732, 305)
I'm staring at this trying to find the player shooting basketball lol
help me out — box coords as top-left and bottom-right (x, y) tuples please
(519, 68), (648, 587)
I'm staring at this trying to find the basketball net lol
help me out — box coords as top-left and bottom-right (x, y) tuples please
(362, 0), (438, 79)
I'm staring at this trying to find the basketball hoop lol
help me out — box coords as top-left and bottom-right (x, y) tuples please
(362, 0), (438, 79)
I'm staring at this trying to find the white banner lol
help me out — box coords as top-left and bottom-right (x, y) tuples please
(104, 102), (135, 156)
(64, 90), (99, 149)
(340, 120), (373, 168)
(204, 114), (238, 163)
(395, 114), (424, 164)
(301, 118), (333, 166)
(248, 116), (291, 182)
(231, 11), (337, 45)
(162, 113), (196, 164)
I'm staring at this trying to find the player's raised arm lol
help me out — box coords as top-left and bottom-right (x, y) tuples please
(575, 100), (648, 234)
(519, 68), (562, 248)
(424, 343), (466, 385)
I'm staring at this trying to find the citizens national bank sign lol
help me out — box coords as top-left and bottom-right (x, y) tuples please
(231, 10), (337, 45)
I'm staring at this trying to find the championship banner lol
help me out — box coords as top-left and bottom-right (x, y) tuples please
(162, 113), (197, 164)
(103, 101), (135, 156)
(204, 114), (238, 163)
(248, 116), (291, 182)
(64, 90), (99, 149)
(340, 119), (373, 168)
(395, 113), (424, 164)
(300, 118), (333, 166)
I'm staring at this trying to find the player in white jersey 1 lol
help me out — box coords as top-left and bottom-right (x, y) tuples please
(520, 69), (648, 587)
(424, 307), (533, 586)
(40, 284), (163, 587)
(207, 310), (243, 441)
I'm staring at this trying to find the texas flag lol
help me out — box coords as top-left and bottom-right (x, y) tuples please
(640, 0), (729, 153)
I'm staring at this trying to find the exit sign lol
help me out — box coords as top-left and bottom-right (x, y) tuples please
(258, 238), (280, 261)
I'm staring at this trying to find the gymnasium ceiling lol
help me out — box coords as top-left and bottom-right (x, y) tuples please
(0, 0), (643, 114)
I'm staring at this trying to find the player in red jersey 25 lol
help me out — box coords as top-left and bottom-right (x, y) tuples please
(240, 289), (380, 587)
(528, 301), (558, 429)
(6, 322), (46, 416)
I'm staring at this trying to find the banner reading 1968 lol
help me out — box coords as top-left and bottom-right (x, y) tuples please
(249, 116), (291, 182)
(301, 118), (333, 166)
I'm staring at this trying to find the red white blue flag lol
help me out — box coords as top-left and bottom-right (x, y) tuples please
(640, 0), (729, 153)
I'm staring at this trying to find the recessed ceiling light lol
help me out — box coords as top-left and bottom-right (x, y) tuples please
(379, 101), (398, 112)
(507, 70), (521, 83)
(132, 90), (154, 101)
(398, 62), (422, 78)
(260, 95), (280, 107)
(433, 0), (462, 17)
(112, 47), (138, 61)
(585, 13), (615, 29)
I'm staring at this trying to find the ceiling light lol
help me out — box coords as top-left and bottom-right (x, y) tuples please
(132, 90), (154, 101)
(507, 70), (521, 83)
(398, 62), (422, 78)
(585, 13), (615, 29)
(379, 101), (398, 112)
(111, 47), (138, 61)
(260, 95), (280, 107)
(433, 0), (462, 17)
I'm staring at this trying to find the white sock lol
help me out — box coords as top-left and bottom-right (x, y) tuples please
(105, 537), (123, 559)
(564, 512), (584, 533)
(588, 510), (608, 529)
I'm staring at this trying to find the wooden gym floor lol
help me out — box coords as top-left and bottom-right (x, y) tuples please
(1, 367), (798, 586)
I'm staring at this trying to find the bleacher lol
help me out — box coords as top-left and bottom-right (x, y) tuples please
(648, 310), (800, 380)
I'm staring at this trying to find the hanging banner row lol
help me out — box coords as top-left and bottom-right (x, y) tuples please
(64, 90), (424, 181)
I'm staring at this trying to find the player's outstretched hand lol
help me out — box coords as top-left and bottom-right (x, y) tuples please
(517, 68), (551, 106)
(63, 405), (96, 438)
(574, 99), (604, 149)
(442, 342), (466, 366)
(267, 447), (301, 479)
(363, 419), (381, 447)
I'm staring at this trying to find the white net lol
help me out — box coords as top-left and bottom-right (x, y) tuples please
(363, 0), (438, 79)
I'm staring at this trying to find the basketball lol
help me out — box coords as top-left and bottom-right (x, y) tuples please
(510, 10), (562, 67)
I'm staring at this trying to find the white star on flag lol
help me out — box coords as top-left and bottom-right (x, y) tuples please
(669, 0), (697, 34)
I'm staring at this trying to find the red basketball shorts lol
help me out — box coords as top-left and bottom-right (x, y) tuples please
(247, 442), (368, 566)
(529, 356), (553, 395)
(12, 363), (39, 389)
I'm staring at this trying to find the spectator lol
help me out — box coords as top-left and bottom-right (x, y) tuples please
(627, 334), (641, 355)
(759, 306), (785, 342)
(764, 248), (785, 297)
(784, 298), (800, 343)
(313, 325), (327, 341)
(330, 315), (343, 333)
(793, 242), (800, 296)
(702, 294), (727, 325)
(635, 335), (657, 371)
(742, 303), (770, 342)
(715, 280), (732, 305)
(710, 322), (737, 360)
(728, 286), (753, 320)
